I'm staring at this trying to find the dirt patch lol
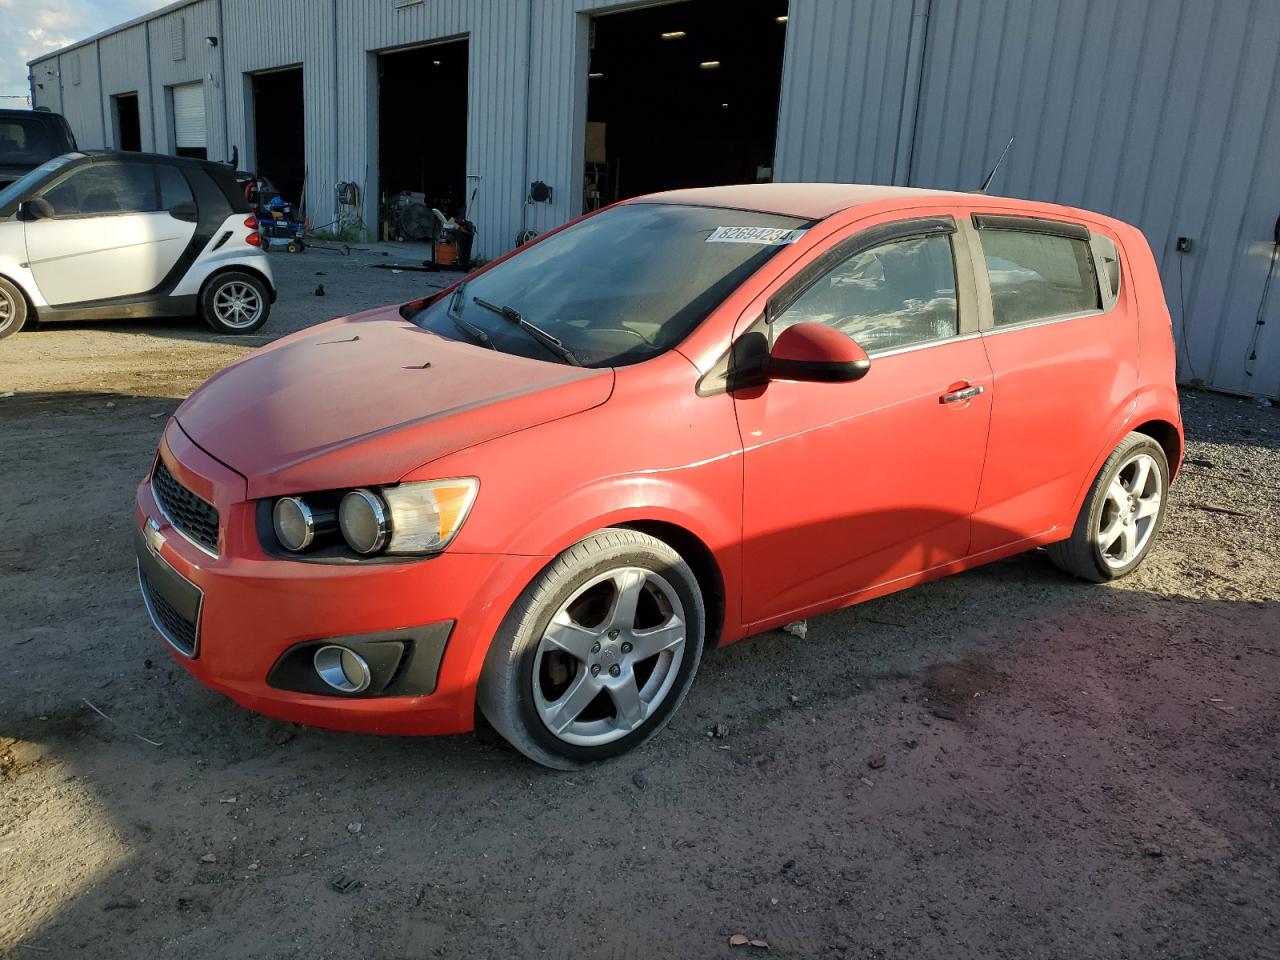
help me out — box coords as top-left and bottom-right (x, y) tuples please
(1, 262), (1277, 958)
(920, 656), (1006, 717)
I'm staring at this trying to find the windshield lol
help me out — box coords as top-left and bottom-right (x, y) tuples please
(0, 117), (59, 168)
(0, 154), (75, 212)
(413, 203), (808, 366)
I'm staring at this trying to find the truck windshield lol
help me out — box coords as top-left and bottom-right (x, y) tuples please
(413, 202), (808, 367)
(0, 117), (58, 167)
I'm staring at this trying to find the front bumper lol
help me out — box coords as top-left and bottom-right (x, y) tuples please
(133, 421), (540, 735)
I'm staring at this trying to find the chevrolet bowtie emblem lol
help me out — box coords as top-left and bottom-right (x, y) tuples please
(144, 517), (166, 556)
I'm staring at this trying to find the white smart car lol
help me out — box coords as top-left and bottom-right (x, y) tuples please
(0, 150), (275, 339)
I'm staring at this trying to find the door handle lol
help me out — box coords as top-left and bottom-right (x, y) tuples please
(939, 384), (984, 404)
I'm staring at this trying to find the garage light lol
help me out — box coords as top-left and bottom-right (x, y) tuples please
(699, 60), (721, 70)
(776, 15), (789, 23)
(589, 72), (604, 79)
(661, 31), (686, 40)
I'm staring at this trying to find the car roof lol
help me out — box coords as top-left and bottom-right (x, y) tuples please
(634, 182), (981, 220)
(75, 149), (227, 171)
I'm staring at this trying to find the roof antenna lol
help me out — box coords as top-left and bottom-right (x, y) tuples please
(976, 136), (1014, 194)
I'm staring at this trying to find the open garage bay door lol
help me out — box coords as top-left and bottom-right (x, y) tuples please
(376, 39), (468, 243)
(584, 0), (788, 211)
(252, 67), (305, 209)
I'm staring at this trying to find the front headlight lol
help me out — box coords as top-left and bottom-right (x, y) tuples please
(272, 478), (478, 558)
(380, 478), (479, 554)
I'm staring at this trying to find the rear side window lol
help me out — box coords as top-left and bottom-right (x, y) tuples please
(774, 233), (959, 353)
(157, 165), (194, 210)
(979, 228), (1100, 327)
(39, 162), (158, 217)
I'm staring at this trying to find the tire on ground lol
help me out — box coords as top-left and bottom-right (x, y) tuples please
(199, 270), (271, 335)
(477, 528), (705, 770)
(0, 275), (31, 340)
(1047, 431), (1170, 582)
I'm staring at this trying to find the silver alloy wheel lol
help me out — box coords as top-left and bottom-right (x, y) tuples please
(0, 286), (14, 332)
(1097, 451), (1162, 569)
(532, 567), (687, 747)
(212, 280), (263, 329)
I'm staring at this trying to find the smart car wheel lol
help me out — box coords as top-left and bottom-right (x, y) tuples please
(201, 271), (271, 334)
(1048, 432), (1169, 582)
(478, 528), (705, 769)
(0, 276), (30, 340)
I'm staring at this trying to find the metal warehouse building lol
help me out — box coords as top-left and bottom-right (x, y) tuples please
(27, 0), (1280, 397)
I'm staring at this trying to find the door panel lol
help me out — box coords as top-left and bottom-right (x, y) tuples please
(736, 337), (993, 626)
(25, 212), (195, 305)
(970, 311), (1137, 551)
(965, 218), (1139, 552)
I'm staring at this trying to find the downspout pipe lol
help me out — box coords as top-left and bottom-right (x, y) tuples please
(892, 0), (931, 186)
(519, 0), (534, 238)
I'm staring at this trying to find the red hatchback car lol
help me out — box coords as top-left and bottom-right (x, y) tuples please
(135, 184), (1181, 768)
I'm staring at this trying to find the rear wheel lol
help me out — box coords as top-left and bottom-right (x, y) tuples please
(0, 276), (30, 340)
(478, 529), (705, 769)
(200, 271), (271, 334)
(1048, 432), (1169, 582)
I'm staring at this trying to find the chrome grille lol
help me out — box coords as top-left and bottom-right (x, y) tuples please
(152, 461), (219, 555)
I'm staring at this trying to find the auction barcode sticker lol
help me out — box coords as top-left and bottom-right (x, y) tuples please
(706, 225), (807, 245)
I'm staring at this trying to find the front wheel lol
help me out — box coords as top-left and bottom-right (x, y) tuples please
(200, 271), (271, 334)
(1048, 432), (1170, 582)
(477, 529), (705, 769)
(0, 276), (30, 340)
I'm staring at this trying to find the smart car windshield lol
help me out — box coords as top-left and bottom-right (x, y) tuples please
(0, 154), (75, 213)
(413, 203), (808, 366)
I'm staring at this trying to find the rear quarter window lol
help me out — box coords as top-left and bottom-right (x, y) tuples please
(979, 228), (1100, 327)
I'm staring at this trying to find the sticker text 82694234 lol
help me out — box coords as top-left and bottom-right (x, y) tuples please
(705, 225), (808, 246)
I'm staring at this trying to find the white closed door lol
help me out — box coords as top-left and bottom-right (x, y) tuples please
(24, 161), (195, 305)
(171, 82), (207, 155)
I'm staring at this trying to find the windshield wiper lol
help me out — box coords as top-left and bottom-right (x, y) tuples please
(445, 289), (495, 349)
(472, 296), (582, 366)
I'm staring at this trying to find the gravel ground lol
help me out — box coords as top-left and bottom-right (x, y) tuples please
(1, 251), (1277, 959)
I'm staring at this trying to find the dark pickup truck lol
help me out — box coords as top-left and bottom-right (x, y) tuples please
(0, 108), (77, 189)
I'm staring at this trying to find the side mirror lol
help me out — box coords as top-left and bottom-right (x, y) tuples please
(168, 201), (198, 222)
(19, 198), (54, 221)
(767, 321), (870, 383)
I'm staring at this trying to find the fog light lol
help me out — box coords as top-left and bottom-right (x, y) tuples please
(339, 489), (389, 554)
(313, 645), (371, 694)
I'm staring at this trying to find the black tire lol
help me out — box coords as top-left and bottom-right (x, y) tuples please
(200, 271), (271, 335)
(1047, 432), (1170, 582)
(0, 276), (31, 340)
(477, 528), (705, 770)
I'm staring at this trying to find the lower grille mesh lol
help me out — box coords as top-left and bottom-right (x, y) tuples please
(140, 568), (198, 656)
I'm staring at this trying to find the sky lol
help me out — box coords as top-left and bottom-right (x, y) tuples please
(0, 0), (170, 106)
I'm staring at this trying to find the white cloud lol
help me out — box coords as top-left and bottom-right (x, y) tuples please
(0, 0), (169, 104)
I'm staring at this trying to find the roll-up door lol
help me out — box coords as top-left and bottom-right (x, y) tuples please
(171, 82), (206, 154)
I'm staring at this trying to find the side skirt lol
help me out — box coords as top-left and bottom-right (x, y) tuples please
(34, 294), (198, 323)
(736, 528), (1064, 641)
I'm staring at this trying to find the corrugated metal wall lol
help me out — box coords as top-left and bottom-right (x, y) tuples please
(98, 26), (155, 151)
(25, 0), (1280, 396)
(904, 0), (1280, 397)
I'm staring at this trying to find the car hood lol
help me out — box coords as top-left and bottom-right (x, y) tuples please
(175, 310), (615, 498)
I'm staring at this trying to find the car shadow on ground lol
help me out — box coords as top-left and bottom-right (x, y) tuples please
(1, 386), (1276, 957)
(3, 489), (1277, 957)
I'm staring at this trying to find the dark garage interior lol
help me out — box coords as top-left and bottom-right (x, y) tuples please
(377, 39), (469, 223)
(251, 67), (306, 209)
(112, 92), (141, 152)
(584, 0), (789, 211)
